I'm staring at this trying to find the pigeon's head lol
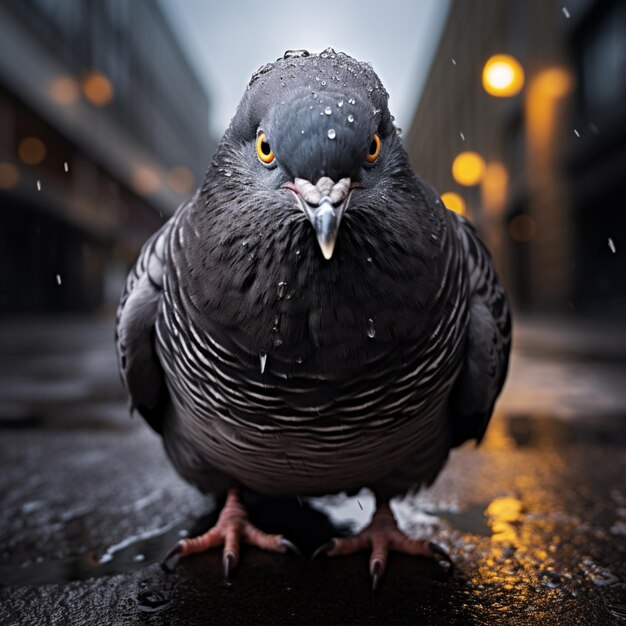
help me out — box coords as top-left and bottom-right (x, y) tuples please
(209, 48), (412, 261)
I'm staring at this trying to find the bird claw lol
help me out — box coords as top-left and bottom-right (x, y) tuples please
(223, 553), (235, 580)
(279, 537), (303, 558)
(428, 541), (454, 572)
(161, 542), (182, 573)
(371, 560), (383, 591)
(311, 540), (335, 561)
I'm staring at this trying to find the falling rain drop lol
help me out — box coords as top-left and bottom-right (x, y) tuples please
(347, 115), (354, 123)
(63, 161), (69, 173)
(608, 238), (616, 253)
(460, 131), (465, 141)
(574, 129), (580, 138)
(324, 106), (332, 115)
(259, 352), (267, 374)
(367, 318), (376, 339)
(327, 129), (336, 139)
(36, 180), (41, 191)
(562, 6), (570, 18)
(56, 274), (62, 285)
(451, 58), (457, 65)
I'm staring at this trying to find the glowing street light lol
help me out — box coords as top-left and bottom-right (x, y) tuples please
(440, 191), (467, 216)
(482, 54), (525, 97)
(452, 151), (485, 186)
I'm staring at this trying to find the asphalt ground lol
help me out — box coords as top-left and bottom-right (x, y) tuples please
(0, 317), (625, 625)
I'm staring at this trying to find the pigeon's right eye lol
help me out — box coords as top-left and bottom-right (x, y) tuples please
(256, 133), (275, 165)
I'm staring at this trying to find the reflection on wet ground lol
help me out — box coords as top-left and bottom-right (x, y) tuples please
(0, 318), (625, 624)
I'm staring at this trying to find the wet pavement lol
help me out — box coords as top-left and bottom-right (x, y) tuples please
(0, 316), (625, 625)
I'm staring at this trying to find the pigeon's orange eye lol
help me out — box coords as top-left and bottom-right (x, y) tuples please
(366, 134), (381, 163)
(256, 133), (275, 164)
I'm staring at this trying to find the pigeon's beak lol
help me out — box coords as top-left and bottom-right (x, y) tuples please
(285, 177), (353, 261)
(301, 197), (348, 260)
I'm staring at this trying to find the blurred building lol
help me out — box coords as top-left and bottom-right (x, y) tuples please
(0, 0), (215, 313)
(406, 0), (626, 314)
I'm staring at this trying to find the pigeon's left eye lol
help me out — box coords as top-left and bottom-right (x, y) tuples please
(256, 133), (275, 165)
(366, 134), (381, 163)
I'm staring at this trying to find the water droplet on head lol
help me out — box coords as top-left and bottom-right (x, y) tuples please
(259, 352), (267, 374)
(321, 80), (326, 86)
(63, 161), (69, 173)
(395, 127), (403, 136)
(324, 106), (332, 115)
(338, 100), (343, 108)
(367, 318), (376, 339)
(327, 129), (336, 139)
(347, 114), (354, 123)
(296, 356), (303, 364)
(312, 92), (318, 99)
(348, 98), (356, 105)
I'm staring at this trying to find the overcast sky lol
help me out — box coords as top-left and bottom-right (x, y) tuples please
(158, 0), (451, 139)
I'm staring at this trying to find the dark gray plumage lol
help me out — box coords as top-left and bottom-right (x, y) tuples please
(116, 48), (511, 576)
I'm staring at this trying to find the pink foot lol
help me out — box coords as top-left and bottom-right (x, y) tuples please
(315, 503), (452, 589)
(163, 488), (299, 577)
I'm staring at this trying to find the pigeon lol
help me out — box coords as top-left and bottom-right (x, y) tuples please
(116, 48), (511, 588)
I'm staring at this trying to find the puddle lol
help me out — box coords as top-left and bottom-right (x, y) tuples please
(0, 514), (213, 587)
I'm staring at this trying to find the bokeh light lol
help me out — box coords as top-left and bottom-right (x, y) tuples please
(452, 151), (485, 186)
(0, 162), (19, 189)
(167, 166), (195, 194)
(440, 191), (467, 216)
(82, 71), (114, 106)
(131, 165), (161, 196)
(18, 137), (47, 165)
(482, 54), (525, 97)
(481, 162), (509, 214)
(47, 76), (80, 106)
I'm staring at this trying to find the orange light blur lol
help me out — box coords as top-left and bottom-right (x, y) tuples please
(0, 163), (19, 189)
(481, 162), (509, 215)
(167, 166), (195, 194)
(132, 165), (161, 196)
(526, 67), (574, 167)
(452, 151), (485, 186)
(482, 54), (525, 97)
(18, 137), (47, 165)
(82, 71), (114, 106)
(440, 191), (467, 216)
(47, 76), (80, 106)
